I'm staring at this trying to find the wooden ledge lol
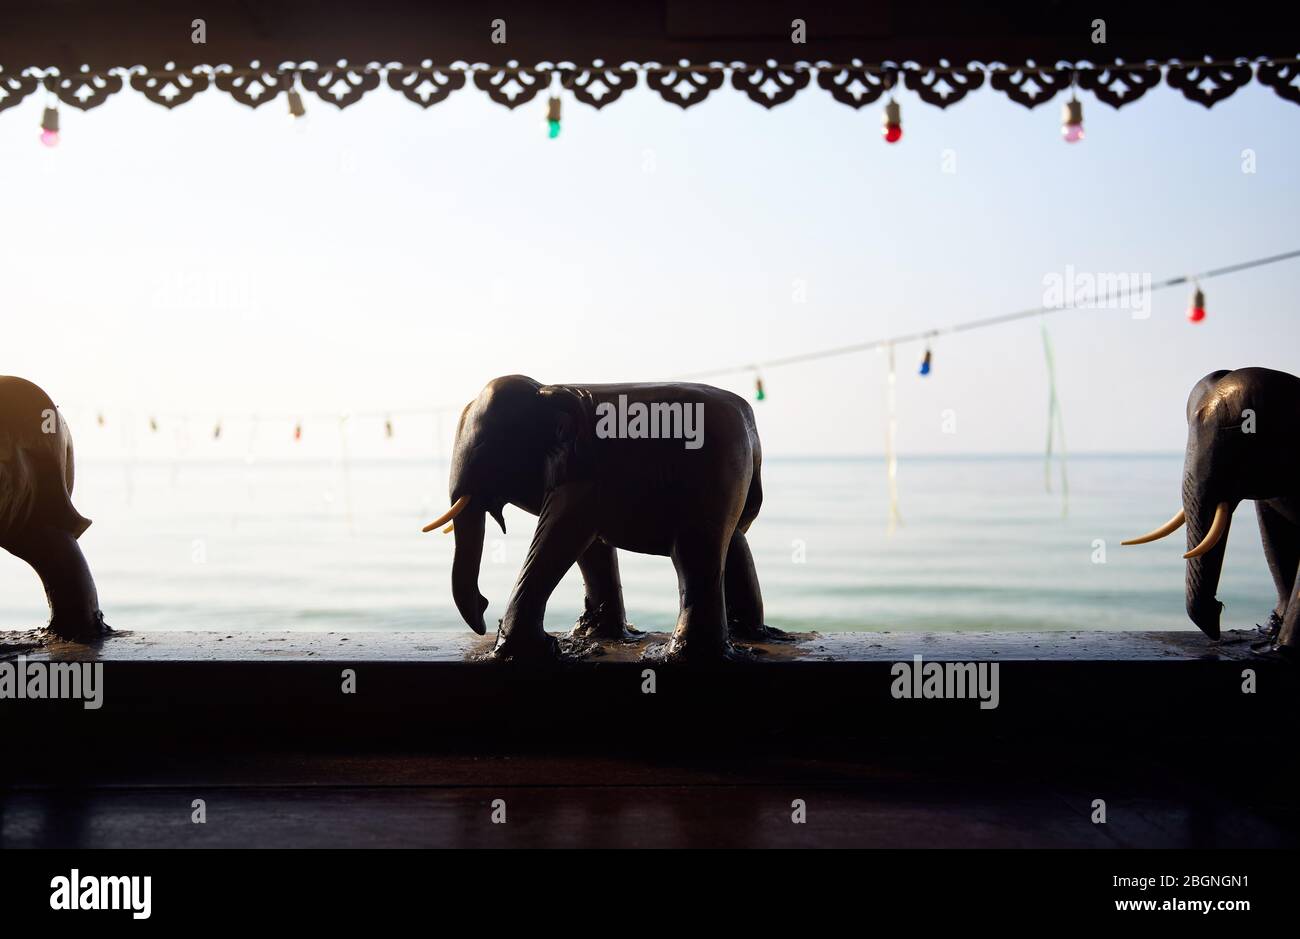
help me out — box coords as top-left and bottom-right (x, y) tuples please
(0, 626), (1277, 663)
(2, 628), (1293, 755)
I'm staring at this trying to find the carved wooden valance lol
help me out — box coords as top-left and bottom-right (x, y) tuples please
(2, 58), (1298, 116)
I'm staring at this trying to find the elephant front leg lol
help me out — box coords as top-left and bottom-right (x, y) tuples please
(1273, 530), (1300, 653)
(724, 529), (786, 642)
(494, 485), (597, 661)
(4, 525), (107, 641)
(1274, 570), (1300, 652)
(571, 540), (636, 640)
(663, 528), (731, 662)
(1256, 501), (1300, 643)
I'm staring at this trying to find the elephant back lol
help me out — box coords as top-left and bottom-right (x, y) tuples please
(0, 376), (90, 539)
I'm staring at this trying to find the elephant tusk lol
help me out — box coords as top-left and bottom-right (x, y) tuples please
(1184, 502), (1232, 559)
(1121, 509), (1186, 545)
(422, 494), (470, 533)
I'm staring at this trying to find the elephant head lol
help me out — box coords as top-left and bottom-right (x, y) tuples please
(1124, 368), (1300, 639)
(421, 375), (594, 634)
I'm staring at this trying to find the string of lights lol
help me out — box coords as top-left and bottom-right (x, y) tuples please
(673, 248), (1300, 384)
(18, 53), (1300, 146)
(68, 248), (1300, 445)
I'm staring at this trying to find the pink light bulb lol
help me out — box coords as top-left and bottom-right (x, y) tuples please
(39, 129), (59, 147)
(1062, 122), (1084, 144)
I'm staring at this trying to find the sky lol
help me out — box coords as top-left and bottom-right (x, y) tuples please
(1, 70), (1298, 462)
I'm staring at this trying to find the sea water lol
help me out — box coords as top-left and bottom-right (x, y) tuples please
(0, 455), (1274, 634)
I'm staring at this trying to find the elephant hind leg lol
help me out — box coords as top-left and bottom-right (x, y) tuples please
(724, 530), (786, 642)
(3, 525), (106, 640)
(664, 527), (730, 662)
(571, 540), (636, 640)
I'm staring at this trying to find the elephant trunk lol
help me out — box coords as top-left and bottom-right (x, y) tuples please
(4, 526), (106, 640)
(1183, 476), (1233, 640)
(450, 502), (489, 635)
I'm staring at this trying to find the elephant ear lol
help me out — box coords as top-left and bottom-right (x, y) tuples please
(0, 420), (91, 540)
(537, 384), (595, 489)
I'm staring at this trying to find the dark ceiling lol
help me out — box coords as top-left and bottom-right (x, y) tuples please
(0, 1), (1296, 68)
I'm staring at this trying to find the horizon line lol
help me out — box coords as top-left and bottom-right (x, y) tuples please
(74, 451), (1185, 467)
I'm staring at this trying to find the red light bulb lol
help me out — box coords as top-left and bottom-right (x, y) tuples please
(1187, 287), (1206, 323)
(881, 98), (902, 144)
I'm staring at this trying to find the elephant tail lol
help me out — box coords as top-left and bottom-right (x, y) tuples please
(738, 415), (763, 534)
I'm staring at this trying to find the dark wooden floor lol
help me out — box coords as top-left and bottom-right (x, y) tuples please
(6, 743), (1299, 848)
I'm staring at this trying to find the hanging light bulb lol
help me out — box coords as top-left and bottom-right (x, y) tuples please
(919, 347), (932, 376)
(384, 417), (394, 439)
(1188, 284), (1207, 323)
(282, 70), (306, 119)
(1061, 95), (1084, 144)
(149, 417), (158, 433)
(96, 412), (105, 428)
(882, 97), (902, 144)
(754, 376), (766, 401)
(546, 96), (561, 138)
(213, 420), (223, 440)
(39, 103), (60, 147)
(294, 421), (303, 442)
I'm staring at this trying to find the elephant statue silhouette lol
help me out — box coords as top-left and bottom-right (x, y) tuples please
(0, 376), (106, 640)
(423, 375), (775, 661)
(1124, 367), (1300, 651)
